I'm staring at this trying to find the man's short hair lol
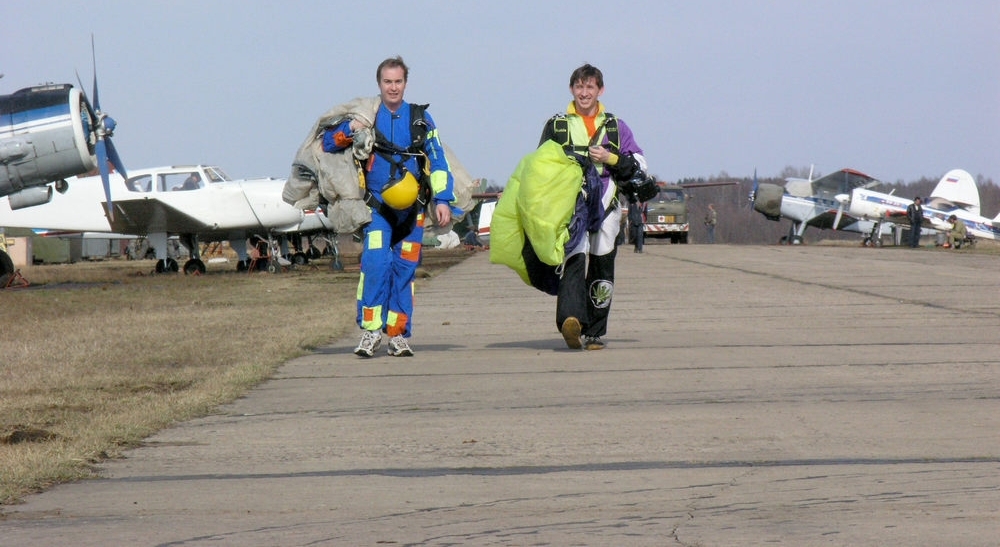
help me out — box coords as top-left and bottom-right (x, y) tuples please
(570, 63), (604, 88)
(377, 56), (409, 83)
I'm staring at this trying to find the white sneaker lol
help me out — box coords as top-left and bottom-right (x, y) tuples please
(354, 330), (382, 358)
(387, 335), (414, 357)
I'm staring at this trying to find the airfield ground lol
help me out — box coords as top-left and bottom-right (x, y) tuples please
(2, 243), (998, 546)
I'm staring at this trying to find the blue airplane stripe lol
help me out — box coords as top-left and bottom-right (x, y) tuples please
(8, 103), (72, 127)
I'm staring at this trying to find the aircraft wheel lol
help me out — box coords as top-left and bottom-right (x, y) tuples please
(183, 258), (206, 275)
(330, 257), (344, 271)
(791, 236), (803, 245)
(292, 252), (308, 266)
(0, 251), (14, 287)
(155, 258), (179, 274)
(307, 245), (322, 260)
(266, 260), (281, 274)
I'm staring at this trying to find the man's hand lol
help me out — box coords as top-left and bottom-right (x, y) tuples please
(588, 145), (611, 164)
(435, 203), (452, 227)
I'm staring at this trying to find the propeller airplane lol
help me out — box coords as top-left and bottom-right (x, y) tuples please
(0, 38), (125, 215)
(751, 167), (999, 246)
(837, 168), (1000, 244)
(1, 37), (127, 282)
(750, 167), (895, 245)
(0, 165), (335, 281)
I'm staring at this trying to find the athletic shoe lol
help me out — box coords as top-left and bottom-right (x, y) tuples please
(387, 335), (414, 357)
(354, 330), (382, 358)
(584, 336), (605, 350)
(560, 317), (582, 350)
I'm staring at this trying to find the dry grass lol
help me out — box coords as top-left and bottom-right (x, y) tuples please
(0, 248), (473, 505)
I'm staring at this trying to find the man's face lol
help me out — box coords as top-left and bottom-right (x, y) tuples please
(378, 66), (407, 111)
(571, 77), (603, 115)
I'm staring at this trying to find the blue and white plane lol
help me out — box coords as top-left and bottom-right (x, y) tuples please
(842, 168), (1000, 244)
(750, 167), (892, 245)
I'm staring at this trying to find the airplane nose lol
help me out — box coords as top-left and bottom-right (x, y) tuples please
(752, 183), (784, 221)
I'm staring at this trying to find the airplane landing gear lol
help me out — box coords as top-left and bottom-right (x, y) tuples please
(0, 250), (14, 287)
(155, 257), (179, 273)
(183, 258), (206, 275)
(862, 221), (883, 247)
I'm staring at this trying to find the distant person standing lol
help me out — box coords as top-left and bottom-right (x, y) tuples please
(627, 199), (647, 253)
(906, 196), (923, 248)
(704, 203), (717, 244)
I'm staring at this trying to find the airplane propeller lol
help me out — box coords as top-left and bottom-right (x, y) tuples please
(76, 36), (126, 221)
(833, 193), (850, 229)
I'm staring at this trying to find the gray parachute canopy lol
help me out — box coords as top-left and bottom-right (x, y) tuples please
(283, 96), (478, 234)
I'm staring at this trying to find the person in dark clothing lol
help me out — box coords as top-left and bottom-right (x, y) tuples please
(628, 199), (646, 253)
(906, 196), (924, 248)
(704, 203), (717, 244)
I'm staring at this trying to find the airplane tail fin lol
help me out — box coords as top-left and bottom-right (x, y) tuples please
(930, 169), (979, 215)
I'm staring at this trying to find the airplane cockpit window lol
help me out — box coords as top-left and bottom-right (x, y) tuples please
(126, 175), (152, 193)
(204, 167), (230, 183)
(160, 172), (202, 191)
(180, 173), (203, 190)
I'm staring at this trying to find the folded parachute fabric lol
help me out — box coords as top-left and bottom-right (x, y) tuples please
(283, 96), (478, 235)
(284, 96), (378, 234)
(490, 140), (584, 293)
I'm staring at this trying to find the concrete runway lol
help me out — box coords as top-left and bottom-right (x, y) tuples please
(2, 244), (999, 546)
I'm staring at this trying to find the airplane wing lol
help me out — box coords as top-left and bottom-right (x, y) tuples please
(803, 209), (868, 231)
(103, 178), (305, 237)
(811, 168), (880, 195)
(108, 197), (216, 234)
(676, 180), (739, 189)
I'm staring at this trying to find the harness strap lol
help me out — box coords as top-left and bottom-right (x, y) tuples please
(363, 187), (419, 246)
(551, 113), (620, 153)
(370, 103), (432, 197)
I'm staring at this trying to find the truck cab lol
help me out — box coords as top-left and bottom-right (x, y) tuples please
(644, 183), (689, 244)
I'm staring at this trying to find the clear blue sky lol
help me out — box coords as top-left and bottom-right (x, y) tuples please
(4, 0), (998, 187)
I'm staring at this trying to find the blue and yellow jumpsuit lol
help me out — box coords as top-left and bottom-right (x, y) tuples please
(323, 101), (454, 339)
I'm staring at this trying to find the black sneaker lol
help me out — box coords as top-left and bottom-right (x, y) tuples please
(584, 336), (605, 350)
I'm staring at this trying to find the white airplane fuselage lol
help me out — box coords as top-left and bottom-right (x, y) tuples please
(849, 188), (999, 241)
(1, 165), (334, 273)
(779, 193), (884, 236)
(0, 166), (316, 236)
